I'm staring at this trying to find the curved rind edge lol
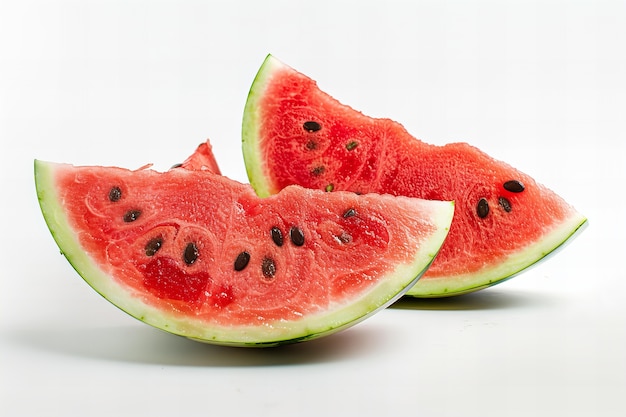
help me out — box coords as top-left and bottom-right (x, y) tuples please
(406, 211), (588, 297)
(34, 160), (454, 347)
(242, 54), (283, 198)
(34, 160), (162, 328)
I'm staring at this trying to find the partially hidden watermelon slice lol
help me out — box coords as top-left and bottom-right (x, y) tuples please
(177, 140), (222, 174)
(241, 54), (587, 297)
(34, 157), (453, 346)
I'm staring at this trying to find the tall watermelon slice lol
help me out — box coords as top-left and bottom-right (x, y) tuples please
(34, 157), (453, 346)
(241, 54), (587, 297)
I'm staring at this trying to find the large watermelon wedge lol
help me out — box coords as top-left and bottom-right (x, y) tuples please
(241, 54), (587, 297)
(34, 158), (453, 346)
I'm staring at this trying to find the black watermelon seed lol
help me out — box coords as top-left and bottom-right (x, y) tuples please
(262, 257), (276, 279)
(343, 208), (357, 218)
(183, 242), (199, 265)
(499, 196), (512, 212)
(503, 180), (525, 193)
(170, 163), (183, 169)
(123, 209), (141, 223)
(305, 140), (318, 150)
(290, 226), (305, 246)
(109, 186), (122, 202)
(477, 198), (490, 218)
(311, 166), (325, 176)
(234, 251), (250, 271)
(270, 226), (284, 247)
(145, 237), (163, 256)
(303, 121), (321, 132)
(346, 141), (358, 151)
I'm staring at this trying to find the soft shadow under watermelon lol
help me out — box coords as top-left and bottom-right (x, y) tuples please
(10, 322), (394, 366)
(390, 289), (561, 311)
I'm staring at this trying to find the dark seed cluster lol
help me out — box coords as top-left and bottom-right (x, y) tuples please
(303, 120), (319, 152)
(229, 224), (307, 280)
(338, 207), (357, 243)
(108, 186), (204, 276)
(107, 184), (361, 287)
(301, 121), (359, 193)
(476, 179), (526, 219)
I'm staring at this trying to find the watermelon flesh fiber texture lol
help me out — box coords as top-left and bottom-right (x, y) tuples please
(241, 55), (587, 297)
(35, 159), (453, 346)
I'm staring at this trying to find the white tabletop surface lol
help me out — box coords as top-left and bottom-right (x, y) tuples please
(1, 1), (624, 416)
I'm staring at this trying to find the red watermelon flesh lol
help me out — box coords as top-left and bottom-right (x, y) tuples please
(178, 141), (221, 174)
(241, 55), (587, 297)
(35, 158), (453, 346)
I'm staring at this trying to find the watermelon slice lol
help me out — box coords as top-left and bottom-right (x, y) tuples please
(177, 140), (222, 174)
(241, 54), (587, 297)
(34, 158), (453, 346)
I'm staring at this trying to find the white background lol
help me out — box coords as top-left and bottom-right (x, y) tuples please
(1, 1), (624, 416)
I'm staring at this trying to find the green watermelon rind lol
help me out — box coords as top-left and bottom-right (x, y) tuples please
(407, 214), (588, 297)
(35, 159), (454, 347)
(242, 54), (282, 198)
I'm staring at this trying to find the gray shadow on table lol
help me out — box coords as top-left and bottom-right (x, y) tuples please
(9, 319), (393, 367)
(390, 289), (562, 311)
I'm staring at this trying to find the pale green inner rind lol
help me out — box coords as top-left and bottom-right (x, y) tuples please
(242, 54), (282, 198)
(35, 160), (454, 346)
(35, 160), (158, 325)
(406, 211), (588, 297)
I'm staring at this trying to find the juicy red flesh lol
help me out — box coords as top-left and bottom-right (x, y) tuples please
(54, 164), (438, 324)
(255, 64), (578, 279)
(143, 257), (211, 304)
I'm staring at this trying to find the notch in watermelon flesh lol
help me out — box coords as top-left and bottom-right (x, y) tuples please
(35, 158), (453, 346)
(241, 54), (587, 297)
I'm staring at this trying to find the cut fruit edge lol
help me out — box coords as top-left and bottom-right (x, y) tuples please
(407, 212), (588, 297)
(242, 54), (283, 198)
(35, 159), (455, 346)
